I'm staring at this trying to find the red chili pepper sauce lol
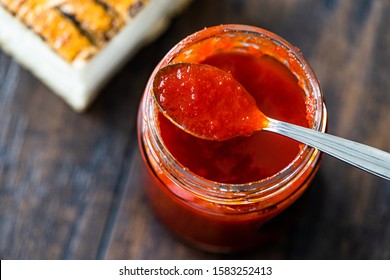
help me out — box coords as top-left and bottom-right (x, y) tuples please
(158, 52), (309, 184)
(139, 25), (325, 252)
(154, 63), (267, 141)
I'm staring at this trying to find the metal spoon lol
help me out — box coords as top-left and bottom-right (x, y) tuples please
(153, 63), (390, 180)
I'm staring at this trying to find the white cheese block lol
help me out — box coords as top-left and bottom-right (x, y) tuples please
(0, 0), (190, 111)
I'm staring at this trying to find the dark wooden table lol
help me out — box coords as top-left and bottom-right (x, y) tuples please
(1, 0), (390, 260)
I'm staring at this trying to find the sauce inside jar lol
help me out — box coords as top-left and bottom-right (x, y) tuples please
(158, 52), (310, 184)
(139, 25), (326, 252)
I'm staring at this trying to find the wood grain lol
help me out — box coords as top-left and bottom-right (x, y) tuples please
(1, 0), (390, 260)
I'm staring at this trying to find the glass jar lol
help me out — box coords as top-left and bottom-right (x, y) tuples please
(137, 24), (327, 252)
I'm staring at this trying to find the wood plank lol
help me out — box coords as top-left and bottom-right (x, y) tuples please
(0, 46), (148, 258)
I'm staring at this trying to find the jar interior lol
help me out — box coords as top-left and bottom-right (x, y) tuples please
(144, 25), (325, 201)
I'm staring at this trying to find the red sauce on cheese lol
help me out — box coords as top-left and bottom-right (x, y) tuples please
(157, 52), (309, 184)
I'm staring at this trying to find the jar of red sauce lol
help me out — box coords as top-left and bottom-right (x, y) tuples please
(137, 24), (327, 252)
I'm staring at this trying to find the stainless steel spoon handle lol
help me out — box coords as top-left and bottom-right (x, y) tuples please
(265, 118), (390, 180)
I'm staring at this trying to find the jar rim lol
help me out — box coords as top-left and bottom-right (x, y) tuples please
(142, 24), (326, 202)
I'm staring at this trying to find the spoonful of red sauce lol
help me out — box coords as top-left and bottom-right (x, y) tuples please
(153, 62), (390, 180)
(153, 63), (268, 141)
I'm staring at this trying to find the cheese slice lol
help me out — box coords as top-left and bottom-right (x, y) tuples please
(0, 0), (191, 111)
